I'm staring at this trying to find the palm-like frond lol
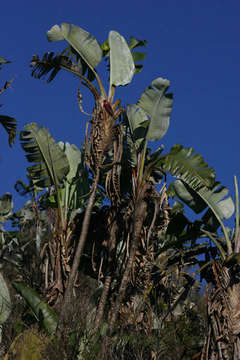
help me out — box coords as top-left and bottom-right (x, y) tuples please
(31, 49), (96, 83)
(20, 122), (69, 189)
(0, 115), (17, 146)
(31, 52), (74, 83)
(158, 144), (216, 190)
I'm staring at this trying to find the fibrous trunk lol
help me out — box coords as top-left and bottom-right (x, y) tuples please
(201, 262), (240, 359)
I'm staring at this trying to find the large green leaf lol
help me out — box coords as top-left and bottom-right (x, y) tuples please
(172, 180), (207, 213)
(159, 144), (216, 189)
(0, 273), (11, 325)
(47, 23), (102, 71)
(101, 35), (147, 75)
(13, 282), (58, 335)
(126, 104), (149, 148)
(20, 123), (69, 189)
(58, 142), (89, 214)
(173, 179), (235, 220)
(137, 78), (173, 141)
(108, 31), (135, 87)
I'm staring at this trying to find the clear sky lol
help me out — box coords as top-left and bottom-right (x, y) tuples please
(1, 1), (240, 221)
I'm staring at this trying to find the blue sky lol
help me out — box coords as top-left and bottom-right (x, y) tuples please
(1, 1), (240, 222)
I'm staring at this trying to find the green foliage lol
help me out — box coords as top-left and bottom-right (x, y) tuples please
(7, 327), (51, 360)
(49, 142), (90, 223)
(108, 30), (135, 87)
(101, 35), (147, 74)
(12, 282), (58, 335)
(0, 115), (17, 147)
(30, 52), (73, 83)
(20, 122), (70, 189)
(137, 77), (173, 141)
(159, 144), (216, 189)
(47, 23), (103, 72)
(0, 273), (11, 326)
(2, 22), (237, 360)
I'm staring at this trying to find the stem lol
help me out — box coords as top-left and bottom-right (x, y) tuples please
(60, 64), (105, 98)
(108, 84), (115, 103)
(234, 175), (240, 252)
(138, 140), (147, 185)
(201, 229), (226, 261)
(108, 199), (147, 332)
(93, 219), (117, 333)
(59, 169), (100, 327)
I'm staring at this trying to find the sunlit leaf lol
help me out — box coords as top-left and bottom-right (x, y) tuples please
(138, 78), (173, 141)
(109, 30), (135, 87)
(173, 179), (235, 220)
(47, 23), (102, 71)
(158, 144), (216, 189)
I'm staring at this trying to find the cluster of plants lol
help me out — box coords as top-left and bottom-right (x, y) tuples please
(0, 23), (239, 359)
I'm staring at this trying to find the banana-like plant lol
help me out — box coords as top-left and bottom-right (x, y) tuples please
(20, 122), (70, 231)
(31, 23), (146, 104)
(29, 24), (148, 329)
(19, 123), (93, 305)
(107, 78), (234, 333)
(196, 177), (240, 359)
(107, 77), (174, 331)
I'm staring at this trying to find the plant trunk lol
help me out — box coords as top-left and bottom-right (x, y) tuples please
(108, 199), (147, 332)
(58, 170), (100, 331)
(201, 262), (240, 359)
(93, 218), (117, 333)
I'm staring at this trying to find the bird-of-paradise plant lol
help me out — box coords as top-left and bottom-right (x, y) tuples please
(26, 22), (237, 353)
(29, 23), (147, 328)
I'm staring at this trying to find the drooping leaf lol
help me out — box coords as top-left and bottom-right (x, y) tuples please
(20, 123), (69, 189)
(30, 52), (81, 83)
(109, 30), (135, 87)
(137, 78), (173, 141)
(126, 104), (149, 148)
(58, 142), (89, 212)
(158, 144), (216, 189)
(173, 179), (235, 221)
(47, 23), (102, 71)
(0, 115), (17, 146)
(13, 282), (58, 335)
(172, 180), (207, 214)
(0, 273), (11, 325)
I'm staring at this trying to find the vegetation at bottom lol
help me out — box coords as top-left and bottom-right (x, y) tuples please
(0, 23), (239, 359)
